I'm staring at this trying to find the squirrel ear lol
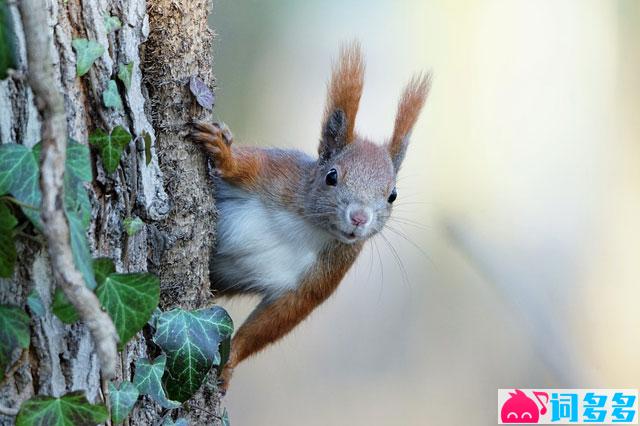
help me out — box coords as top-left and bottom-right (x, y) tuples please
(319, 42), (365, 160)
(320, 109), (348, 160)
(388, 73), (431, 171)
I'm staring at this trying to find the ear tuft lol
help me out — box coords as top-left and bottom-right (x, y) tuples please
(388, 72), (431, 171)
(319, 41), (365, 159)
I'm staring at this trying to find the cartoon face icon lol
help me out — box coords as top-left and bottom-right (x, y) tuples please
(501, 389), (548, 423)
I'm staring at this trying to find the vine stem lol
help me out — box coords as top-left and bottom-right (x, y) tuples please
(0, 195), (38, 210)
(18, 0), (118, 381)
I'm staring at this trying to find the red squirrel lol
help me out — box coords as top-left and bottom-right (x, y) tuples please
(191, 42), (430, 392)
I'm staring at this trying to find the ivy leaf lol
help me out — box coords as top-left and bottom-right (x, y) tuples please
(142, 131), (152, 166)
(111, 125), (132, 147)
(163, 418), (188, 426)
(65, 178), (91, 228)
(65, 139), (93, 182)
(103, 79), (123, 110)
(0, 305), (30, 381)
(52, 288), (79, 324)
(117, 62), (133, 90)
(222, 408), (230, 426)
(133, 355), (181, 409)
(89, 126), (131, 174)
(16, 391), (108, 426)
(93, 257), (116, 287)
(109, 381), (139, 424)
(95, 271), (160, 350)
(147, 307), (161, 328)
(33, 139), (92, 228)
(72, 38), (104, 77)
(0, 201), (17, 277)
(104, 15), (122, 33)
(153, 306), (233, 402)
(123, 216), (144, 236)
(0, 144), (42, 228)
(63, 139), (92, 229)
(189, 76), (214, 110)
(67, 210), (95, 290)
(27, 290), (45, 318)
(216, 335), (231, 373)
(0, 0), (18, 80)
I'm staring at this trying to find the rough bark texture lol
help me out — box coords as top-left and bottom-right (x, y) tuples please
(0, 0), (220, 424)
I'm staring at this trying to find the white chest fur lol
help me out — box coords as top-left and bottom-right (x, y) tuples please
(212, 184), (331, 297)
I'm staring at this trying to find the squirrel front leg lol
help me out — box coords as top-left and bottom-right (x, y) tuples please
(219, 289), (323, 392)
(191, 122), (263, 188)
(219, 243), (362, 392)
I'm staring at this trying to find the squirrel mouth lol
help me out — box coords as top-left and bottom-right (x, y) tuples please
(338, 230), (358, 241)
(330, 224), (359, 242)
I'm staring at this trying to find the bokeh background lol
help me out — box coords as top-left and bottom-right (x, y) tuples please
(209, 1), (640, 425)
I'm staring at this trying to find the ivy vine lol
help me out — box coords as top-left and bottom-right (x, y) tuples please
(0, 11), (233, 425)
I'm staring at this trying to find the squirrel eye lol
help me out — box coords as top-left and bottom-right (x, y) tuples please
(388, 187), (397, 203)
(325, 168), (338, 186)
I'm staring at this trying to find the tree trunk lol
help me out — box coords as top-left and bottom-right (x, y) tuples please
(0, 0), (221, 424)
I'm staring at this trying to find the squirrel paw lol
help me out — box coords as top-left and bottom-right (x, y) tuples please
(191, 122), (235, 173)
(217, 365), (235, 396)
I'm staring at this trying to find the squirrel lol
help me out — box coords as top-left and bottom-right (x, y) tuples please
(191, 42), (430, 392)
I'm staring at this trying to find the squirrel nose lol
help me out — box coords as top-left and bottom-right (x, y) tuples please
(349, 209), (370, 227)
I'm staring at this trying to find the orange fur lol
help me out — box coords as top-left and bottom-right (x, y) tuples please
(220, 241), (363, 391)
(192, 122), (263, 188)
(323, 42), (365, 144)
(389, 73), (431, 160)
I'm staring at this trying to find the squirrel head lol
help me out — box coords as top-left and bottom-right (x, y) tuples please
(305, 42), (431, 244)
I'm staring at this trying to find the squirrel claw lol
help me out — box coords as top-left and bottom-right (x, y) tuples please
(210, 122), (233, 147)
(190, 121), (235, 173)
(217, 365), (234, 396)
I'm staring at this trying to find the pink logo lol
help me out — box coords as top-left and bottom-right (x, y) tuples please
(501, 389), (549, 423)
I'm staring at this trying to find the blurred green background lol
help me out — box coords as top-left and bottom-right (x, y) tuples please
(210, 1), (640, 425)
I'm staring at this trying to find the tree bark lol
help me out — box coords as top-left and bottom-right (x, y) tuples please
(0, 0), (221, 424)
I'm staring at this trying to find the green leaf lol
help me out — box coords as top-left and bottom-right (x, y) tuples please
(117, 62), (133, 90)
(16, 391), (108, 426)
(65, 178), (91, 228)
(109, 381), (139, 424)
(95, 271), (159, 350)
(133, 355), (181, 409)
(93, 257), (115, 287)
(72, 38), (104, 77)
(0, 201), (17, 277)
(142, 132), (152, 166)
(65, 139), (92, 182)
(67, 210), (95, 290)
(33, 139), (93, 227)
(216, 335), (231, 373)
(147, 307), (161, 328)
(52, 288), (79, 324)
(103, 79), (123, 110)
(153, 306), (233, 402)
(123, 216), (143, 236)
(89, 126), (131, 174)
(27, 290), (45, 318)
(0, 0), (18, 80)
(163, 418), (188, 426)
(111, 125), (132, 147)
(0, 144), (42, 228)
(104, 15), (122, 33)
(0, 305), (30, 381)
(222, 407), (230, 426)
